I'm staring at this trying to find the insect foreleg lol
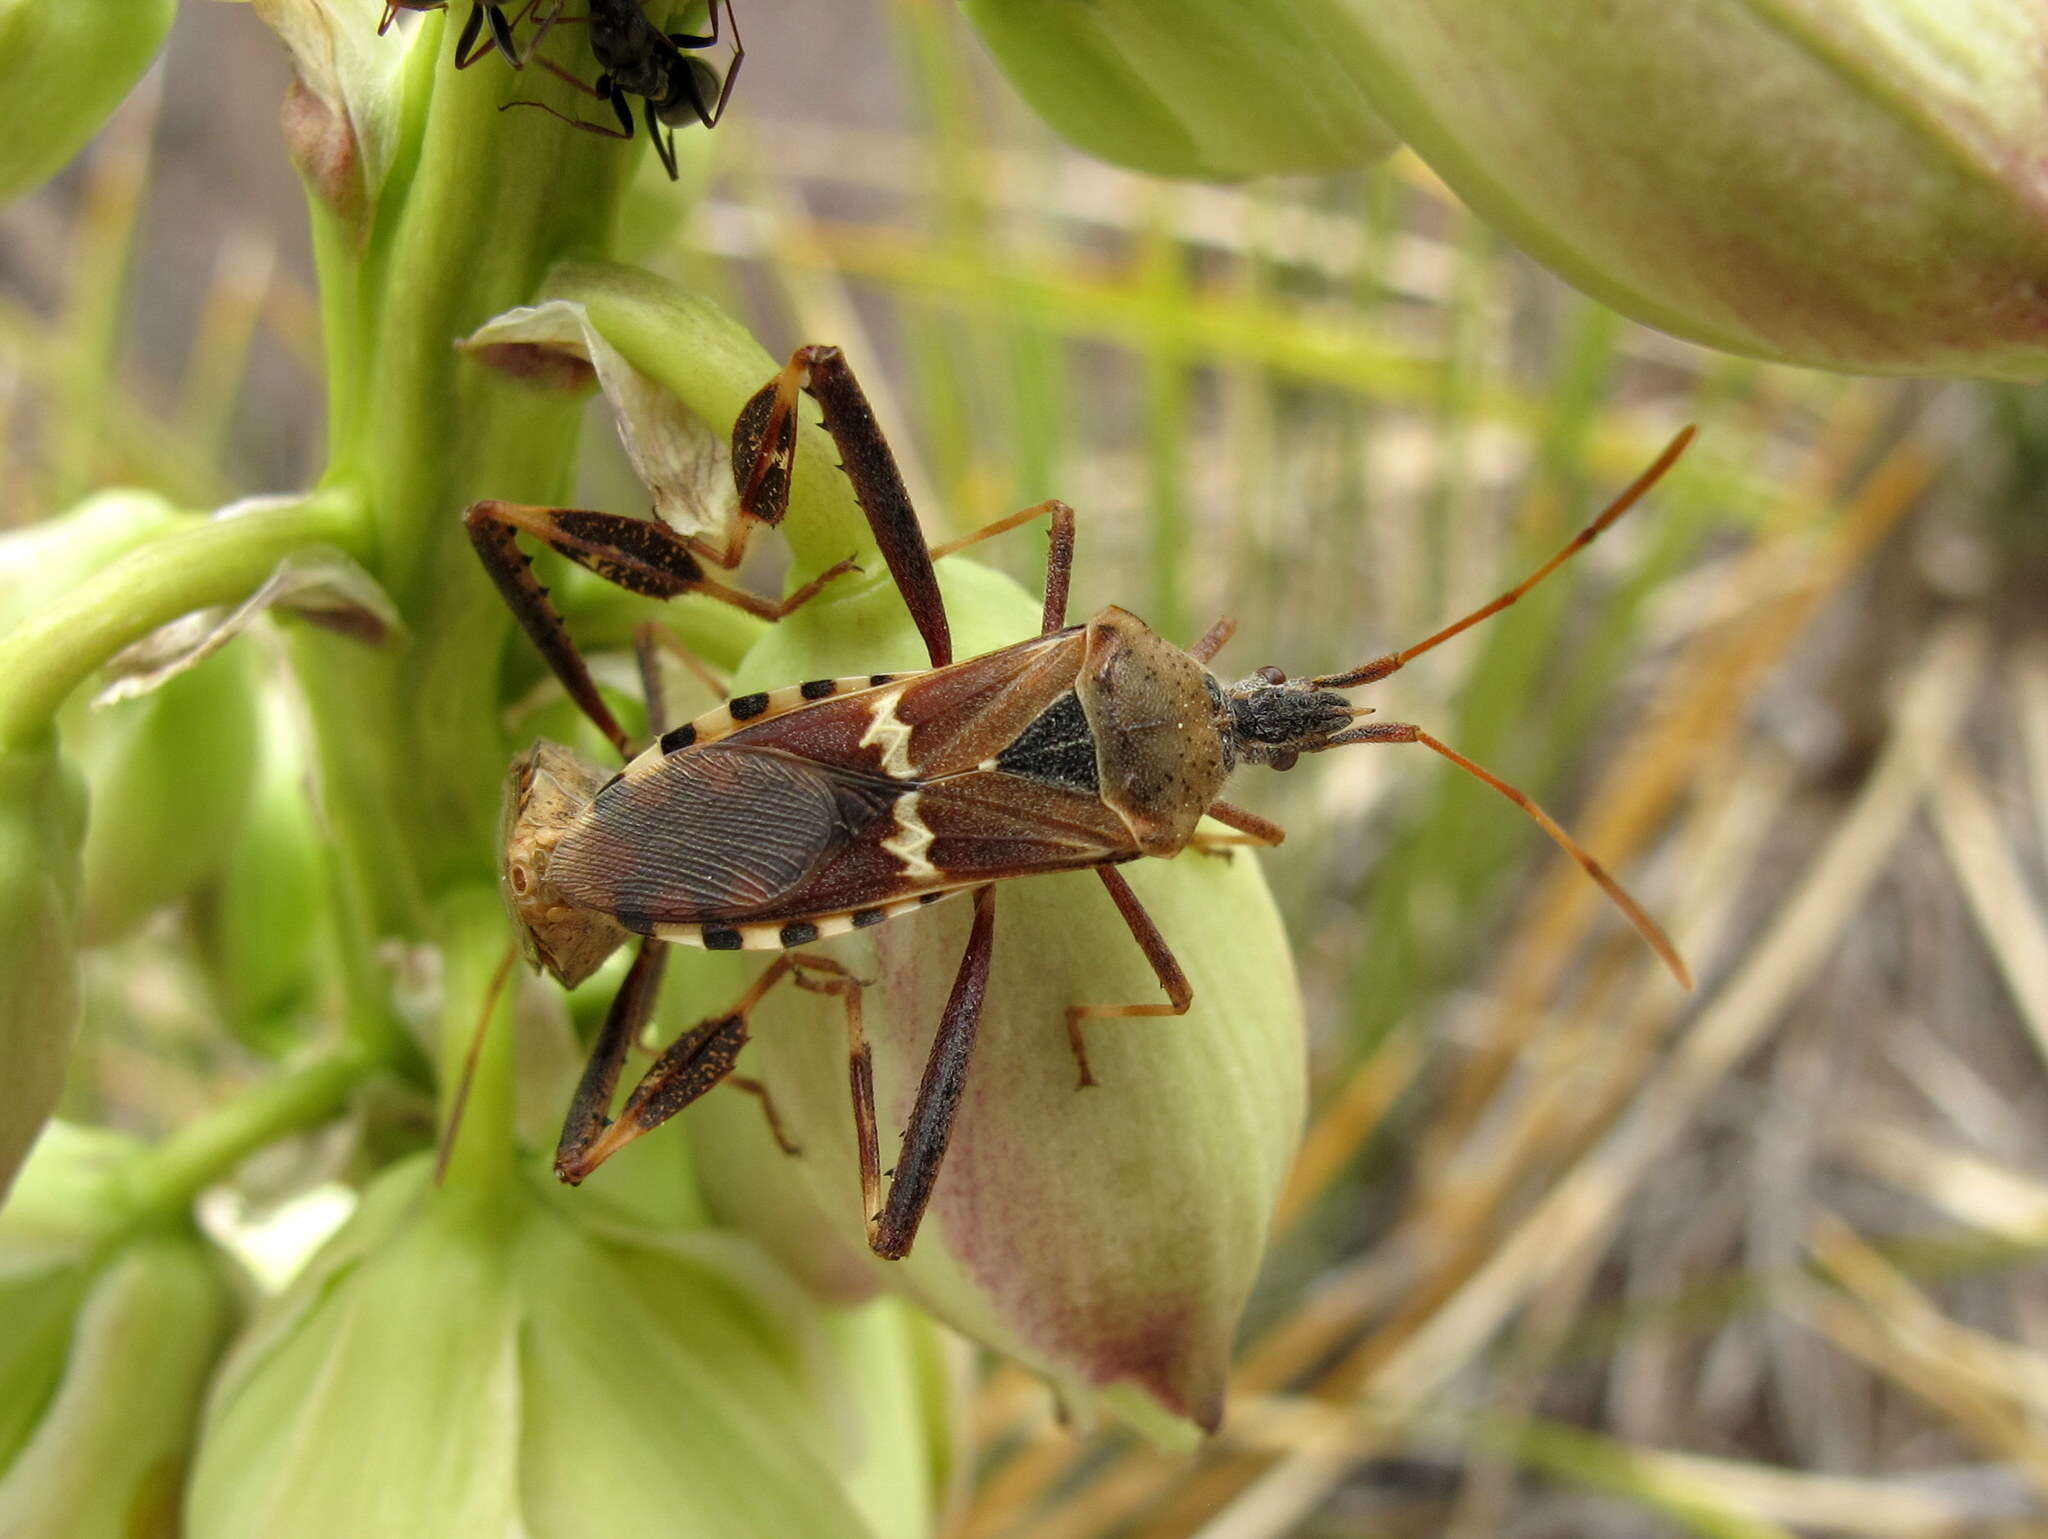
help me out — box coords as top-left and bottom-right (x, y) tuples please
(870, 885), (998, 1259)
(465, 499), (854, 756)
(1062, 866), (1194, 1089)
(734, 346), (954, 669)
(1198, 800), (1287, 847)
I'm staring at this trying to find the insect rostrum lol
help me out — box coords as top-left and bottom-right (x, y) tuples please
(473, 343), (1692, 1262)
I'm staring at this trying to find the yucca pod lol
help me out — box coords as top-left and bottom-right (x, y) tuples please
(74, 639), (262, 946)
(1326, 0), (2048, 377)
(0, 746), (87, 1202)
(961, 0), (1399, 179)
(0, 0), (176, 204)
(0, 1122), (240, 1539)
(681, 563), (1306, 1440)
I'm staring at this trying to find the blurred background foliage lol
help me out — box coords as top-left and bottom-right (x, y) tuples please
(3, 0), (2046, 1534)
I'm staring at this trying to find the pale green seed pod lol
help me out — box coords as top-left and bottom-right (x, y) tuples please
(0, 746), (87, 1203)
(0, 1122), (239, 1539)
(0, 0), (176, 204)
(682, 563), (1306, 1439)
(74, 639), (262, 945)
(962, 0), (1399, 180)
(1328, 0), (2048, 378)
(190, 1157), (952, 1538)
(195, 683), (326, 1053)
(0, 1238), (236, 1538)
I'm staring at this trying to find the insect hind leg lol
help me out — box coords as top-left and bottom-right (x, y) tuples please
(557, 952), (812, 1183)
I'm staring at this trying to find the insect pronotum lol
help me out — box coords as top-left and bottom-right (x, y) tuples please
(466, 344), (1694, 1259)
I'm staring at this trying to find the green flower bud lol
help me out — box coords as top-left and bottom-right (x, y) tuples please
(962, 0), (1399, 180)
(0, 0), (176, 204)
(684, 564), (1306, 1439)
(1330, 0), (2048, 378)
(0, 746), (86, 1203)
(194, 684), (327, 1053)
(73, 639), (261, 945)
(0, 1123), (239, 1539)
(191, 1157), (949, 1538)
(0, 1241), (236, 1537)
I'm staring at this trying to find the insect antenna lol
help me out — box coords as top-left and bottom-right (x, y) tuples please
(1328, 720), (1691, 987)
(1313, 426), (1695, 691)
(435, 941), (522, 1185)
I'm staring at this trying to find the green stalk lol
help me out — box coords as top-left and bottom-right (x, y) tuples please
(119, 1048), (379, 1219)
(0, 492), (361, 750)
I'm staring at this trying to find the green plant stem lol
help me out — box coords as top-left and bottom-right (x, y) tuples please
(0, 491), (362, 750)
(432, 888), (520, 1197)
(120, 1046), (380, 1220)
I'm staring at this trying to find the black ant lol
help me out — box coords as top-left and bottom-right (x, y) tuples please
(379, 0), (543, 70)
(503, 0), (744, 180)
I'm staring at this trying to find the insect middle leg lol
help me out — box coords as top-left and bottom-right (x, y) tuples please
(732, 345), (960, 668)
(1062, 866), (1194, 1089)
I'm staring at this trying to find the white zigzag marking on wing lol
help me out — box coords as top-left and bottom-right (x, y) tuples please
(881, 789), (937, 880)
(859, 686), (916, 778)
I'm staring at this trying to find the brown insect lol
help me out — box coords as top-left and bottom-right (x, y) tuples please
(467, 345), (1694, 1260)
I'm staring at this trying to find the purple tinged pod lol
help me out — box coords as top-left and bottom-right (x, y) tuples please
(682, 562), (1307, 1439)
(1329, 0), (2048, 378)
(962, 0), (1399, 180)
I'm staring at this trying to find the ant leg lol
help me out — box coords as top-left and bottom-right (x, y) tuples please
(1063, 867), (1193, 1089)
(451, 3), (501, 67)
(385, 0), (450, 32)
(734, 345), (954, 668)
(650, 0), (745, 126)
(648, 95), (680, 180)
(465, 500), (856, 757)
(869, 885), (998, 1259)
(927, 499), (1077, 635)
(517, 0), (578, 62)
(504, 70), (636, 140)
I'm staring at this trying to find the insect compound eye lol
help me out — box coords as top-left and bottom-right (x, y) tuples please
(1255, 665), (1287, 686)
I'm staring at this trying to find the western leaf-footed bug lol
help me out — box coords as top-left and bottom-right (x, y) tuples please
(468, 343), (1693, 1260)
